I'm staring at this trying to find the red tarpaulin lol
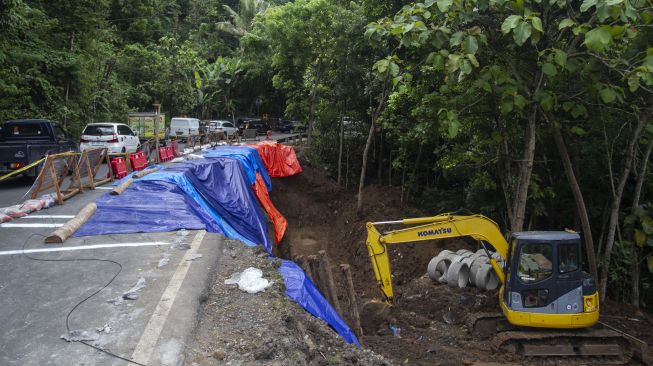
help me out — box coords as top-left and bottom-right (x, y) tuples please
(252, 172), (287, 244)
(249, 141), (302, 178)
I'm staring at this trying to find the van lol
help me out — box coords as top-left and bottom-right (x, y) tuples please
(170, 117), (200, 140)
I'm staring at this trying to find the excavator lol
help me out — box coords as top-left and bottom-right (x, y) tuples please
(365, 213), (633, 362)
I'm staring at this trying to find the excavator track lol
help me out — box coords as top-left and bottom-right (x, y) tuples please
(468, 313), (634, 364)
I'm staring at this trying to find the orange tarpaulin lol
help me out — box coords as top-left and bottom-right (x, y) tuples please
(252, 172), (287, 244)
(249, 141), (302, 178)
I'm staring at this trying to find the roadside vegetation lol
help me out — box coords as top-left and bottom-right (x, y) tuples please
(2, 0), (653, 310)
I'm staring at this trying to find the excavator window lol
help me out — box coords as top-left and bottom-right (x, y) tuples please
(517, 242), (553, 284)
(558, 243), (579, 273)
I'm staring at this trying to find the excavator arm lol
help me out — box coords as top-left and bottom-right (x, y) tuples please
(366, 214), (509, 302)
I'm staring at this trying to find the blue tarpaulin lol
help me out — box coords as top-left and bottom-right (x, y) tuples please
(76, 151), (358, 347)
(77, 158), (267, 249)
(279, 260), (361, 347)
(202, 146), (272, 192)
(168, 159), (271, 252)
(75, 180), (223, 236)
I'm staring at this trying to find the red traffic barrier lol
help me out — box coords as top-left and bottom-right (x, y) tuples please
(111, 157), (128, 179)
(158, 147), (173, 162)
(171, 140), (180, 157)
(129, 151), (147, 171)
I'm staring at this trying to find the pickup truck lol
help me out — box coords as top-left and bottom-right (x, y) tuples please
(0, 119), (78, 178)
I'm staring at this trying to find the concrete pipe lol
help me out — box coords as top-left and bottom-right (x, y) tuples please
(436, 258), (450, 275)
(471, 251), (488, 261)
(428, 254), (451, 281)
(475, 248), (486, 255)
(446, 261), (470, 288)
(427, 256), (441, 281)
(474, 264), (499, 291)
(438, 249), (454, 257)
(469, 257), (489, 285)
(456, 249), (469, 255)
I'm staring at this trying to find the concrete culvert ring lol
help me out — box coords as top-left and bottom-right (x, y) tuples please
(470, 257), (489, 285)
(475, 264), (497, 290)
(451, 255), (465, 263)
(438, 249), (454, 257)
(436, 258), (450, 275)
(427, 256), (441, 281)
(446, 262), (470, 288)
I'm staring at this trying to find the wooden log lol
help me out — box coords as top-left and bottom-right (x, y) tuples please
(133, 167), (160, 179)
(318, 250), (342, 315)
(111, 178), (133, 195)
(341, 264), (364, 339)
(45, 203), (97, 243)
(307, 255), (326, 294)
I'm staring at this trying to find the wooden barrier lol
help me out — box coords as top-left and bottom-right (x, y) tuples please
(30, 153), (82, 205)
(74, 147), (113, 190)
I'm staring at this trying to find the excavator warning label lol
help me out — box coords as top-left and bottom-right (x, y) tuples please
(417, 227), (452, 237)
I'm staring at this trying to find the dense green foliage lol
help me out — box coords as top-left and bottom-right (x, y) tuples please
(2, 0), (653, 308)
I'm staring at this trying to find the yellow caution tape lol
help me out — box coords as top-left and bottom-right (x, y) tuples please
(0, 151), (80, 182)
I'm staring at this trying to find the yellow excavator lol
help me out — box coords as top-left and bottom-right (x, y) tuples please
(365, 213), (632, 361)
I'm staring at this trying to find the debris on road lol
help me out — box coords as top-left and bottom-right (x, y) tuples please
(186, 253), (203, 261)
(224, 267), (273, 294)
(61, 330), (100, 342)
(122, 277), (146, 300)
(158, 255), (171, 268)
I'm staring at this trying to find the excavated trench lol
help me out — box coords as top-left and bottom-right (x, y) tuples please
(269, 162), (653, 366)
(270, 163), (507, 366)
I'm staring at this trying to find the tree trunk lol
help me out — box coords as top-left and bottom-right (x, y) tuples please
(337, 113), (344, 185)
(388, 148), (392, 187)
(377, 131), (384, 185)
(357, 80), (390, 212)
(549, 116), (598, 282)
(511, 108), (538, 232)
(499, 138), (515, 229)
(599, 104), (650, 301)
(306, 61), (322, 148)
(629, 136), (653, 308)
(357, 120), (376, 212)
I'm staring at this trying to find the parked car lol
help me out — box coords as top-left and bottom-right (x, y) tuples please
(80, 123), (139, 156)
(0, 119), (78, 177)
(279, 120), (306, 133)
(208, 120), (239, 137)
(170, 117), (200, 140)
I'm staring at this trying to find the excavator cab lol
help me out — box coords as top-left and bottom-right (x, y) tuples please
(500, 231), (599, 328)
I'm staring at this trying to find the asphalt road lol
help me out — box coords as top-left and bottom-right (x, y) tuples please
(0, 132), (300, 365)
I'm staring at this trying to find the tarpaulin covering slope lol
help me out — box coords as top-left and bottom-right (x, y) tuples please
(202, 146), (272, 192)
(166, 159), (271, 252)
(280, 260), (361, 347)
(76, 159), (266, 249)
(252, 172), (287, 244)
(75, 180), (223, 236)
(249, 141), (302, 178)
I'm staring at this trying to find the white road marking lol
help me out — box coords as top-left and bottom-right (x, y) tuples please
(1, 223), (64, 228)
(21, 215), (75, 219)
(94, 186), (113, 190)
(0, 242), (170, 256)
(132, 230), (206, 365)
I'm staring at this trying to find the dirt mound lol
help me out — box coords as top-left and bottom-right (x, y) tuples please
(184, 239), (391, 366)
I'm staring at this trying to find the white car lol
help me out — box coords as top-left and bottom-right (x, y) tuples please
(209, 120), (239, 137)
(79, 123), (140, 155)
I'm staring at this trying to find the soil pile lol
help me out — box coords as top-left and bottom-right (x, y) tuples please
(184, 239), (391, 365)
